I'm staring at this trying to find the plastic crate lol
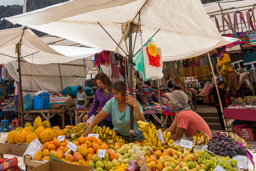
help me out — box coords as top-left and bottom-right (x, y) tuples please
(237, 128), (255, 141)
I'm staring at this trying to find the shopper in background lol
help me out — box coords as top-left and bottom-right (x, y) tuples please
(82, 73), (114, 129)
(210, 78), (227, 130)
(167, 75), (181, 90)
(76, 86), (87, 109)
(164, 90), (212, 140)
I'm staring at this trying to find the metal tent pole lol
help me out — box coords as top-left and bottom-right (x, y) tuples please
(17, 43), (24, 127)
(128, 23), (134, 142)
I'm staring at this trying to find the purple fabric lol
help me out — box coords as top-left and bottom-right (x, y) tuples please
(87, 88), (113, 121)
(238, 142), (255, 169)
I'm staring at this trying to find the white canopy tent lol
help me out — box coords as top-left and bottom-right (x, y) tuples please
(6, 0), (236, 62)
(4, 58), (94, 94)
(204, 0), (256, 35)
(5, 0), (237, 133)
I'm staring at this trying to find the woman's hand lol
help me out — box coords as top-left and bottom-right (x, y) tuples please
(127, 95), (138, 108)
(83, 127), (91, 137)
(83, 115), (89, 123)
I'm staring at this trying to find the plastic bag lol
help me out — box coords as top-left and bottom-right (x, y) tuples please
(133, 146), (150, 171)
(125, 160), (139, 171)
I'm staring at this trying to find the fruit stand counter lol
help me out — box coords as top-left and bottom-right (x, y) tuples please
(0, 143), (28, 159)
(24, 155), (44, 171)
(24, 108), (65, 128)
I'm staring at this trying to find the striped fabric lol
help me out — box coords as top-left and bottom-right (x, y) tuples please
(0, 157), (19, 171)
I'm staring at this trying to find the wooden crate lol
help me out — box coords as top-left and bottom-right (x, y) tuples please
(24, 155), (45, 171)
(0, 143), (28, 159)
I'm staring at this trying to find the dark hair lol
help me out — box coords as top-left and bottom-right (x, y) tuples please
(111, 81), (147, 106)
(94, 73), (112, 87)
(77, 86), (82, 90)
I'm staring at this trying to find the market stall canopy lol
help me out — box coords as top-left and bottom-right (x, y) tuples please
(204, 0), (256, 35)
(6, 0), (236, 62)
(0, 27), (102, 64)
(4, 58), (94, 94)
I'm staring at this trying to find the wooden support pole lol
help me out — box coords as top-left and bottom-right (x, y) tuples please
(128, 23), (134, 142)
(207, 52), (227, 131)
(250, 72), (255, 96)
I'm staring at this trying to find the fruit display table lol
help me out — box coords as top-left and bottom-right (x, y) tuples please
(24, 155), (44, 171)
(223, 108), (256, 121)
(24, 108), (65, 128)
(0, 143), (28, 159)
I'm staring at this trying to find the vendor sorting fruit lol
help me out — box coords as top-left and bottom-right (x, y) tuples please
(84, 81), (147, 140)
(164, 90), (212, 140)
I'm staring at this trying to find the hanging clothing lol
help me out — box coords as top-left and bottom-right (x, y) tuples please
(225, 72), (240, 91)
(239, 72), (252, 91)
(243, 50), (256, 72)
(100, 64), (112, 78)
(95, 51), (110, 67)
(217, 53), (232, 76)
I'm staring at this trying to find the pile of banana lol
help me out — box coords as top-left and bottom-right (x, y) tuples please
(91, 125), (127, 144)
(137, 121), (174, 151)
(71, 122), (88, 141)
(192, 130), (209, 146)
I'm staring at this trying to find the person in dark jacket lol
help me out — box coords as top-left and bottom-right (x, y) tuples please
(210, 78), (227, 130)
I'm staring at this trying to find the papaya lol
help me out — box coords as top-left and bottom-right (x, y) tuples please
(35, 126), (45, 137)
(25, 122), (32, 127)
(52, 130), (59, 138)
(39, 130), (53, 144)
(15, 127), (23, 131)
(15, 130), (27, 144)
(52, 126), (60, 131)
(33, 116), (42, 130)
(24, 126), (34, 133)
(42, 120), (51, 128)
(7, 130), (18, 144)
(26, 132), (38, 144)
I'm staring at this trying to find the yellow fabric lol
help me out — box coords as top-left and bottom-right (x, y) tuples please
(217, 53), (232, 76)
(217, 53), (231, 67)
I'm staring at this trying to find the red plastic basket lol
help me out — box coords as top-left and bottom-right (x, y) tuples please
(237, 128), (255, 141)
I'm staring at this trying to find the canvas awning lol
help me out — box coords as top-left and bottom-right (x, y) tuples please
(6, 0), (236, 62)
(0, 27), (102, 64)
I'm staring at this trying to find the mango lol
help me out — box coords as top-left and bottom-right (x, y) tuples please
(77, 146), (88, 157)
(65, 153), (74, 162)
(78, 160), (88, 166)
(34, 150), (42, 161)
(41, 156), (50, 161)
(42, 149), (49, 157)
(74, 152), (83, 162)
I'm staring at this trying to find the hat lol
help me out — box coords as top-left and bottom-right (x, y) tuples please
(165, 90), (191, 113)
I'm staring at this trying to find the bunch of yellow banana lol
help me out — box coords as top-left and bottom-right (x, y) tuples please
(91, 125), (127, 144)
(192, 130), (209, 146)
(71, 122), (88, 140)
(137, 121), (173, 151)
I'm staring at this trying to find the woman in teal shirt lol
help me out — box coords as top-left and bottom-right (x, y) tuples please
(84, 81), (146, 139)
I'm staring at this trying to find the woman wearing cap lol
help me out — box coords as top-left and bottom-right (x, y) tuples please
(210, 78), (228, 130)
(164, 90), (212, 140)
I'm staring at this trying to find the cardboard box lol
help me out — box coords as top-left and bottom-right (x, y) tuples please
(31, 161), (95, 171)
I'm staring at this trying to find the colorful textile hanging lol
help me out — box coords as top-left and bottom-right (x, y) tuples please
(146, 43), (161, 67)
